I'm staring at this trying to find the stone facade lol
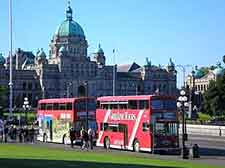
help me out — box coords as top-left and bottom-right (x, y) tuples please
(0, 4), (177, 108)
(186, 65), (224, 110)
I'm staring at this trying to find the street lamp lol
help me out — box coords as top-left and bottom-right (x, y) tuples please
(23, 97), (30, 125)
(177, 89), (189, 159)
(84, 81), (88, 131)
(67, 82), (72, 98)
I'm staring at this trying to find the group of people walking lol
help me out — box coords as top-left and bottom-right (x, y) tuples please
(69, 126), (95, 150)
(0, 121), (36, 143)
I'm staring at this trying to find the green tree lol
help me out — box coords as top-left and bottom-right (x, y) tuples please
(223, 55), (225, 64)
(202, 75), (225, 117)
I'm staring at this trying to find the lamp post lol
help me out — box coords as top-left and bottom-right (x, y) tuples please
(84, 81), (88, 131)
(67, 82), (72, 98)
(8, 0), (14, 121)
(177, 89), (189, 159)
(23, 97), (30, 125)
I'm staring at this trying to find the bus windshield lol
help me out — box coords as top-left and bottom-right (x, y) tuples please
(154, 122), (178, 136)
(77, 100), (96, 111)
(74, 120), (97, 131)
(151, 99), (176, 110)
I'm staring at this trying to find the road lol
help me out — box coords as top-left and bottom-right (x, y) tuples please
(185, 134), (225, 156)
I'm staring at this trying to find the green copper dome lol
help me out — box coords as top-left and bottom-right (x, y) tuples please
(213, 67), (224, 76)
(55, 4), (85, 37)
(95, 44), (104, 54)
(0, 53), (5, 65)
(194, 69), (205, 78)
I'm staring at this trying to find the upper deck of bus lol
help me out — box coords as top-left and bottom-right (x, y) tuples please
(97, 95), (176, 102)
(38, 97), (95, 104)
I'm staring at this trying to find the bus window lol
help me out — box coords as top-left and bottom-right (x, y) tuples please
(119, 104), (127, 109)
(88, 100), (96, 110)
(142, 122), (150, 132)
(41, 103), (46, 110)
(118, 124), (126, 132)
(164, 100), (177, 110)
(102, 104), (108, 109)
(151, 100), (163, 109)
(112, 104), (118, 109)
(53, 103), (59, 110)
(38, 104), (41, 110)
(59, 103), (66, 110)
(88, 120), (97, 131)
(100, 123), (108, 131)
(77, 100), (85, 111)
(96, 101), (100, 109)
(139, 100), (149, 109)
(46, 104), (53, 110)
(66, 103), (72, 110)
(108, 124), (118, 132)
(154, 122), (178, 136)
(128, 100), (137, 109)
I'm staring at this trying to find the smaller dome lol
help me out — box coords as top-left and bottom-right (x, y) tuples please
(213, 67), (224, 76)
(194, 69), (205, 78)
(0, 53), (5, 65)
(95, 44), (104, 54)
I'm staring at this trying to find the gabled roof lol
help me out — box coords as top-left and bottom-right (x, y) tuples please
(117, 62), (141, 72)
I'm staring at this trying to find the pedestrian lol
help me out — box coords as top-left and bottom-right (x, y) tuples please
(82, 129), (89, 150)
(80, 126), (84, 148)
(4, 124), (8, 143)
(18, 126), (23, 143)
(30, 126), (35, 144)
(24, 126), (29, 142)
(12, 125), (17, 141)
(69, 127), (75, 148)
(88, 128), (94, 150)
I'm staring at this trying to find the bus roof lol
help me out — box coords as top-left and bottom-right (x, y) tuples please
(38, 97), (95, 104)
(97, 95), (176, 102)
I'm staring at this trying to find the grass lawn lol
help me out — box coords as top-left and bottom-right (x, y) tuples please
(0, 144), (219, 168)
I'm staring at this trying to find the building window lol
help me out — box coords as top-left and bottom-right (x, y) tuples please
(28, 83), (32, 90)
(200, 85), (203, 91)
(203, 85), (206, 91)
(23, 82), (26, 90)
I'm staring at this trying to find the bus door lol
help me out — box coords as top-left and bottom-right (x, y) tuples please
(49, 119), (53, 140)
(119, 124), (128, 148)
(44, 116), (53, 141)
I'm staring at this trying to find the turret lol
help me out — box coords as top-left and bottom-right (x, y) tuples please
(94, 44), (106, 66)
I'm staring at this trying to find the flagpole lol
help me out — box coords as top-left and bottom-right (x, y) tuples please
(113, 49), (116, 96)
(9, 0), (13, 119)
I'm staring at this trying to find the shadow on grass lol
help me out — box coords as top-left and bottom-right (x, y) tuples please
(199, 148), (225, 156)
(0, 158), (183, 168)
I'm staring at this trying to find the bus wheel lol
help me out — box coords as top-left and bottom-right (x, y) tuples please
(43, 134), (47, 142)
(133, 140), (140, 152)
(104, 137), (110, 149)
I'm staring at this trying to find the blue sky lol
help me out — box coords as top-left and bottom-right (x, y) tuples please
(1, 0), (225, 86)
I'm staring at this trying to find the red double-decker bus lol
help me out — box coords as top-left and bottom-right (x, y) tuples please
(96, 95), (179, 153)
(37, 97), (97, 144)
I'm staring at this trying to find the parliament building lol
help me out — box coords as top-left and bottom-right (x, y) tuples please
(0, 4), (177, 108)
